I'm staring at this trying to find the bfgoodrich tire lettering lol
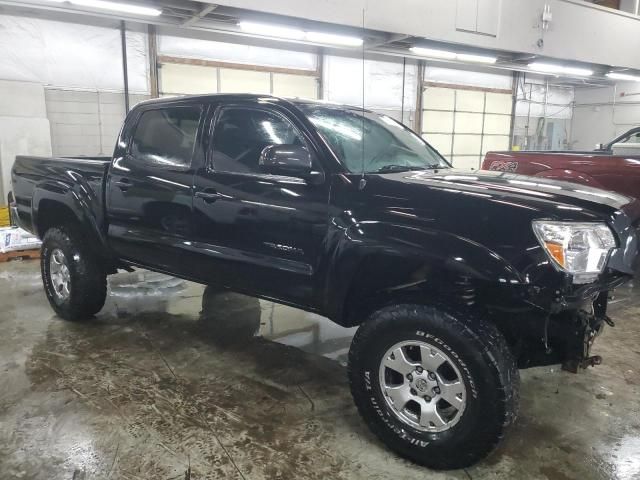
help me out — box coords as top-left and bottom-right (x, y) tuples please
(41, 226), (107, 321)
(348, 304), (519, 470)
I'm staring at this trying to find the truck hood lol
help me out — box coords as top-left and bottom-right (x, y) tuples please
(379, 168), (635, 216)
(370, 168), (640, 276)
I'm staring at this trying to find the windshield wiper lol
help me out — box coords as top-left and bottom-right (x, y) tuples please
(376, 165), (428, 173)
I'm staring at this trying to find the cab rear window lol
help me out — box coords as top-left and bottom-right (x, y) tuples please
(131, 107), (201, 168)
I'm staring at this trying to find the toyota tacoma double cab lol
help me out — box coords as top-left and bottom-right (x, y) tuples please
(10, 94), (640, 469)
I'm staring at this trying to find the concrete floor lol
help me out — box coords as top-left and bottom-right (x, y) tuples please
(0, 260), (639, 480)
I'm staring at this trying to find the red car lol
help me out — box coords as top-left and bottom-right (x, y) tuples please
(482, 127), (640, 199)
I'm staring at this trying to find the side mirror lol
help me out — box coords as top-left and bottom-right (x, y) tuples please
(595, 143), (605, 151)
(259, 144), (321, 182)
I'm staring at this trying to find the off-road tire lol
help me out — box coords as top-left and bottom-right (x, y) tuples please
(348, 304), (519, 470)
(41, 226), (107, 321)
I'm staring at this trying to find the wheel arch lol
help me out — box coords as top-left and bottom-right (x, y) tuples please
(324, 223), (524, 327)
(32, 183), (114, 267)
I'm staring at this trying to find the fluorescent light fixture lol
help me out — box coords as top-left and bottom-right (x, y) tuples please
(238, 21), (305, 40)
(305, 31), (363, 47)
(607, 72), (640, 82)
(410, 47), (496, 64)
(70, 0), (161, 15)
(528, 62), (593, 77)
(409, 47), (456, 60)
(456, 53), (496, 64)
(237, 22), (362, 47)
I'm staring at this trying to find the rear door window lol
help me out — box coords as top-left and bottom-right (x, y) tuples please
(130, 106), (201, 168)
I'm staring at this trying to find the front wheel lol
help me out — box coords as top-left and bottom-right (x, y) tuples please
(41, 226), (107, 321)
(348, 304), (519, 470)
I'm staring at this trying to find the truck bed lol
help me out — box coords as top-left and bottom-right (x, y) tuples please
(11, 155), (111, 236)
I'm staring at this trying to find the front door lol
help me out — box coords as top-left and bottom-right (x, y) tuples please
(107, 104), (204, 275)
(191, 104), (329, 308)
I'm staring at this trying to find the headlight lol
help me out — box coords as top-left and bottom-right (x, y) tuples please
(532, 221), (616, 283)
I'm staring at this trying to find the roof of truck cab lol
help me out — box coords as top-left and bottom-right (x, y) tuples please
(135, 93), (370, 112)
(138, 93), (275, 105)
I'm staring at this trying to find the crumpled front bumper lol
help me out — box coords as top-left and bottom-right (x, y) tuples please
(510, 291), (613, 371)
(496, 203), (639, 370)
(560, 291), (611, 373)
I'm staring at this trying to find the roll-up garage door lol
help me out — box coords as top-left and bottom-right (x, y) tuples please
(158, 60), (318, 100)
(421, 84), (512, 170)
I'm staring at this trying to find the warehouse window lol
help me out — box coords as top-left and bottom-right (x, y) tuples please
(512, 80), (574, 151)
(421, 85), (512, 170)
(131, 107), (201, 168)
(159, 59), (319, 100)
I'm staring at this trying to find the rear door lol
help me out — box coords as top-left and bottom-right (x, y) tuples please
(191, 102), (330, 307)
(106, 103), (205, 275)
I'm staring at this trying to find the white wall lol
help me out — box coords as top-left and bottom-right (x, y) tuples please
(214, 0), (640, 70)
(572, 81), (640, 150)
(0, 14), (149, 93)
(0, 81), (52, 201)
(323, 55), (417, 125)
(619, 0), (639, 14)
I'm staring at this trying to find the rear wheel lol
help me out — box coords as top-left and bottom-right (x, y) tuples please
(348, 304), (519, 470)
(41, 226), (107, 321)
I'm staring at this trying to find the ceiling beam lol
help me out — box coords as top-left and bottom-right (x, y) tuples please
(364, 33), (411, 50)
(181, 3), (217, 27)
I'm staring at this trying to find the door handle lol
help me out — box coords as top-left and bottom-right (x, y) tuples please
(195, 190), (222, 203)
(115, 178), (132, 190)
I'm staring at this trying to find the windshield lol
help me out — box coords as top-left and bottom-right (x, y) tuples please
(298, 105), (450, 173)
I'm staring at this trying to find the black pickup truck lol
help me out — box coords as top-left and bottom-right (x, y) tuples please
(10, 94), (640, 469)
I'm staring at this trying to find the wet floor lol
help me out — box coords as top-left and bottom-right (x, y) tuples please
(0, 260), (639, 480)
